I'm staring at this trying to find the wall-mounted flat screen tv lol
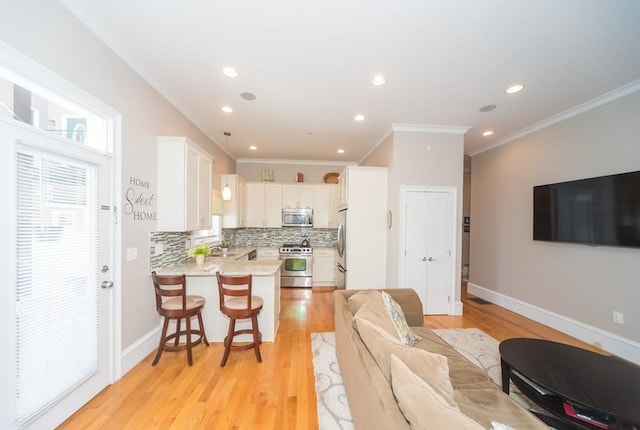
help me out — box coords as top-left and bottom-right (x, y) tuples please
(533, 170), (640, 248)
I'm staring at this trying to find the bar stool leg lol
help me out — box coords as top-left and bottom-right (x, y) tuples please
(153, 317), (170, 366)
(175, 318), (181, 346)
(198, 313), (209, 346)
(185, 316), (193, 366)
(252, 315), (262, 363)
(221, 318), (236, 367)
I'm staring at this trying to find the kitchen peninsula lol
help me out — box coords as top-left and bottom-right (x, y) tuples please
(154, 247), (282, 342)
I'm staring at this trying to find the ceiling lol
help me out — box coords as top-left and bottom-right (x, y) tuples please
(59, 0), (640, 163)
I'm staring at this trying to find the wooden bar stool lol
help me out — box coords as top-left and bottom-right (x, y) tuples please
(151, 272), (209, 366)
(216, 272), (263, 367)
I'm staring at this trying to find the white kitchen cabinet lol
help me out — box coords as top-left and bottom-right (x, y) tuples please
(329, 185), (340, 227)
(257, 249), (279, 261)
(338, 169), (349, 208)
(312, 184), (339, 228)
(313, 248), (336, 287)
(246, 182), (283, 227)
(221, 174), (246, 228)
(341, 166), (388, 290)
(157, 136), (212, 231)
(282, 184), (314, 209)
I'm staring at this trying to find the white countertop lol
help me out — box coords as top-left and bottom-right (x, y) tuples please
(153, 246), (282, 277)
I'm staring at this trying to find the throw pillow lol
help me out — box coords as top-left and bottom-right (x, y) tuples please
(381, 291), (422, 346)
(390, 355), (484, 430)
(352, 290), (400, 339)
(354, 317), (457, 408)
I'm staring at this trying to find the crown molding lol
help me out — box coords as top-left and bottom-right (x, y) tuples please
(469, 79), (640, 157)
(357, 124), (394, 164)
(237, 157), (356, 166)
(391, 123), (471, 135)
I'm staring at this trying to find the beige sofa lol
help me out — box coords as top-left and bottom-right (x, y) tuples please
(333, 289), (547, 430)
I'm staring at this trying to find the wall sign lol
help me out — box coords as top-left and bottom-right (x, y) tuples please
(123, 176), (156, 221)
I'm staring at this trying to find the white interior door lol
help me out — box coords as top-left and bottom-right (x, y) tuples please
(403, 189), (454, 314)
(0, 121), (113, 429)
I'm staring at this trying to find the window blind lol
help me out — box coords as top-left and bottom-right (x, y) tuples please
(16, 148), (99, 427)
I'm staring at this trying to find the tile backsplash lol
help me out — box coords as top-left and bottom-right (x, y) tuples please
(150, 228), (337, 270)
(226, 227), (337, 248)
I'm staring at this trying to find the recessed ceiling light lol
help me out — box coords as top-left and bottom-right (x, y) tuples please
(371, 74), (387, 86)
(222, 67), (239, 78)
(505, 84), (525, 94)
(482, 130), (495, 137)
(354, 114), (366, 121)
(221, 106), (233, 113)
(249, 145), (257, 150)
(337, 149), (345, 154)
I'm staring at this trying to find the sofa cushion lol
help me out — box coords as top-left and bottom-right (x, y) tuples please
(453, 387), (547, 429)
(390, 355), (484, 430)
(381, 291), (422, 346)
(354, 317), (457, 408)
(411, 326), (495, 389)
(352, 290), (400, 339)
(347, 290), (379, 315)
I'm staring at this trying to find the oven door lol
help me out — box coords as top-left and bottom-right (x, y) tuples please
(279, 254), (313, 287)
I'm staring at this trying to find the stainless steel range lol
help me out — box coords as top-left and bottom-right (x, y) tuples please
(279, 243), (313, 288)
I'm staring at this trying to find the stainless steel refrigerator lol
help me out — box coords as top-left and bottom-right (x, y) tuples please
(336, 208), (347, 289)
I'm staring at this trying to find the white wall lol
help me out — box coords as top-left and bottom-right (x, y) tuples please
(470, 90), (640, 356)
(0, 0), (232, 355)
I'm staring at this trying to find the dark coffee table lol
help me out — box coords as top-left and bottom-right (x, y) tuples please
(499, 338), (640, 430)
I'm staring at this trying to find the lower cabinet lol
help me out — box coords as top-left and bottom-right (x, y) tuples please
(313, 248), (336, 287)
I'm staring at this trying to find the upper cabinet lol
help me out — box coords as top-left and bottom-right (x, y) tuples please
(329, 185), (340, 227)
(312, 184), (339, 228)
(246, 182), (283, 227)
(157, 136), (212, 231)
(282, 184), (314, 209)
(338, 169), (349, 208)
(221, 174), (246, 228)
(225, 179), (339, 229)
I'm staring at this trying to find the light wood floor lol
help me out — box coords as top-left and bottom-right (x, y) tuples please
(59, 285), (598, 429)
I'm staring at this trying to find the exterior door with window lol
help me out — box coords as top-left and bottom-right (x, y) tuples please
(0, 120), (113, 429)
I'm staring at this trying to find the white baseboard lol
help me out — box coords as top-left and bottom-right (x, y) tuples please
(452, 300), (464, 316)
(120, 324), (161, 375)
(467, 282), (640, 364)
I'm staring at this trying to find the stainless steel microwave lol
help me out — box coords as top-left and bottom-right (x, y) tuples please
(282, 208), (313, 227)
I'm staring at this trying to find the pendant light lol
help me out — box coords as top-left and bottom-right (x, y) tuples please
(222, 131), (232, 201)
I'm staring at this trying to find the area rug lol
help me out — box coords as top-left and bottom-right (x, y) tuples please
(310, 332), (354, 430)
(311, 328), (543, 430)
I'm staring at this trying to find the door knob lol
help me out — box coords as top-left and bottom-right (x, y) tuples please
(420, 257), (427, 261)
(101, 281), (114, 289)
(428, 257), (437, 262)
